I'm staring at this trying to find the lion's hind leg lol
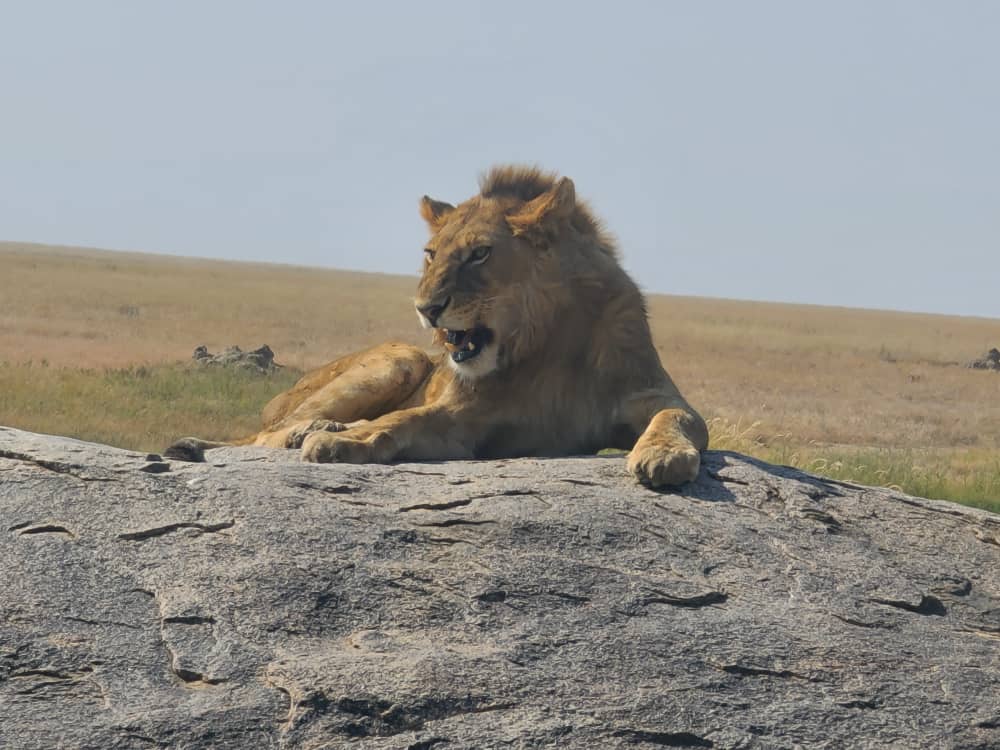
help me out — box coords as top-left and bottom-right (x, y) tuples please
(253, 343), (434, 449)
(164, 343), (432, 460)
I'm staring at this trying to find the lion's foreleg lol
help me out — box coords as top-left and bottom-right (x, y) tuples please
(300, 407), (473, 464)
(623, 393), (708, 487)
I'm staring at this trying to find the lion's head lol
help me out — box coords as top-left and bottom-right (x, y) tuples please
(414, 165), (618, 378)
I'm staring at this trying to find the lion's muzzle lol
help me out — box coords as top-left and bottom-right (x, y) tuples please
(415, 296), (451, 328)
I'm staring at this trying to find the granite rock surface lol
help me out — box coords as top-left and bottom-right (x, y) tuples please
(2, 426), (999, 749)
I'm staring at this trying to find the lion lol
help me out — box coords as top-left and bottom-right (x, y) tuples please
(166, 165), (708, 487)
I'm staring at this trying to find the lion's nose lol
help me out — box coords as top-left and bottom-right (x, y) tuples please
(416, 296), (451, 327)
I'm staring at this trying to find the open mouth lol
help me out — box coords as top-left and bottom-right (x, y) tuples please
(442, 326), (494, 363)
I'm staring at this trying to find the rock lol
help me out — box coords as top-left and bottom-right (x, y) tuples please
(966, 348), (1000, 371)
(192, 344), (280, 374)
(2, 425), (999, 749)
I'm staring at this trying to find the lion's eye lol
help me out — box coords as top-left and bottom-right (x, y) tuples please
(424, 248), (435, 264)
(468, 246), (492, 264)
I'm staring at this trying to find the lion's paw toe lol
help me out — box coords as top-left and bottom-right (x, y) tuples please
(285, 419), (347, 449)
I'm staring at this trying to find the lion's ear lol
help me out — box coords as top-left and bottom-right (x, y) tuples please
(420, 196), (455, 232)
(506, 177), (576, 237)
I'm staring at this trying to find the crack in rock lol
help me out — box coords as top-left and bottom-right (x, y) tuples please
(799, 483), (845, 500)
(161, 628), (225, 688)
(831, 614), (897, 630)
(798, 507), (842, 533)
(485, 589), (592, 611)
(147, 589), (225, 689)
(172, 667), (227, 687)
(642, 590), (728, 608)
(975, 530), (1000, 547)
(707, 470), (750, 486)
(406, 738), (450, 750)
(8, 666), (106, 704)
(290, 481), (362, 495)
(893, 496), (969, 518)
(871, 595), (948, 617)
(10, 667), (93, 680)
(961, 626), (1000, 640)
(611, 728), (715, 747)
(547, 591), (591, 604)
(262, 677), (295, 730)
(475, 590), (508, 603)
(163, 615), (216, 625)
(715, 663), (805, 680)
(398, 489), (539, 513)
(118, 520), (235, 541)
(0, 449), (113, 481)
(332, 695), (519, 738)
(838, 698), (882, 710)
(413, 518), (497, 529)
(399, 497), (476, 513)
(64, 615), (143, 630)
(14, 523), (76, 539)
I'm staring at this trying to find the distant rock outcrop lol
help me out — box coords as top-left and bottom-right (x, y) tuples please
(2, 426), (999, 749)
(192, 344), (280, 374)
(966, 347), (1000, 371)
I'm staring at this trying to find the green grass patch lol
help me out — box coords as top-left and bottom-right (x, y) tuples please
(0, 361), (301, 454)
(709, 418), (1000, 515)
(762, 443), (1000, 514)
(2, 365), (996, 516)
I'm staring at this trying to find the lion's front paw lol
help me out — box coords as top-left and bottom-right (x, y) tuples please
(284, 419), (347, 449)
(627, 441), (701, 488)
(300, 432), (376, 464)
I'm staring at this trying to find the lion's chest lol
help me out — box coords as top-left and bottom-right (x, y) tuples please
(471, 373), (630, 459)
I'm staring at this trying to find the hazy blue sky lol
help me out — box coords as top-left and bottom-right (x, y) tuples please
(2, 2), (998, 317)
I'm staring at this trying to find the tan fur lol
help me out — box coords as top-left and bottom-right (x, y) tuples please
(167, 166), (708, 486)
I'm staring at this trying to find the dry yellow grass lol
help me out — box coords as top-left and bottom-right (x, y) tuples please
(0, 241), (423, 370)
(2, 240), (998, 510)
(647, 295), (1000, 451)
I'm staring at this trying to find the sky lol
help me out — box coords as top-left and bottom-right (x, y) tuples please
(2, 2), (998, 318)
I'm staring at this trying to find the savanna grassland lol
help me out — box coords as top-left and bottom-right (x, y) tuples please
(2, 241), (998, 512)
